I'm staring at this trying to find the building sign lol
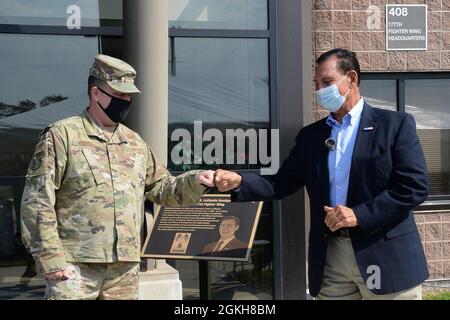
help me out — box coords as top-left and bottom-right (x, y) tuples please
(141, 194), (263, 262)
(386, 4), (427, 51)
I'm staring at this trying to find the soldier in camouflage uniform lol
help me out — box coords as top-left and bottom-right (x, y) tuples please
(20, 54), (215, 300)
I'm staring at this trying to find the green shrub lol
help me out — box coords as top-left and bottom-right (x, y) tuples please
(423, 291), (450, 300)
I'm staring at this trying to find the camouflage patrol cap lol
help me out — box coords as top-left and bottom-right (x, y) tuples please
(89, 54), (141, 94)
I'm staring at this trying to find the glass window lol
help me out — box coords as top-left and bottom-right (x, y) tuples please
(0, 34), (98, 300)
(169, 0), (268, 30)
(173, 260), (201, 299)
(168, 37), (270, 171)
(0, 34), (98, 177)
(0, 0), (122, 26)
(209, 203), (273, 300)
(360, 80), (397, 111)
(406, 79), (450, 197)
(171, 204), (274, 301)
(100, 36), (124, 60)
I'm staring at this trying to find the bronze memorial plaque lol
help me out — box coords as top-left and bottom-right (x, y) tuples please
(141, 194), (263, 261)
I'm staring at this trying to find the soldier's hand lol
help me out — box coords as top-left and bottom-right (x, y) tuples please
(196, 170), (216, 187)
(214, 169), (242, 192)
(45, 268), (71, 281)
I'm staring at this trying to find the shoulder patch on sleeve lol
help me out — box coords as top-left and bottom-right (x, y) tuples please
(30, 152), (44, 172)
(26, 134), (51, 177)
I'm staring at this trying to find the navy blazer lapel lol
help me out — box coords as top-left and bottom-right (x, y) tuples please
(315, 119), (332, 205)
(347, 103), (377, 203)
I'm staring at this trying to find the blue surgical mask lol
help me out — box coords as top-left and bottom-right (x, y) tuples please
(315, 74), (350, 112)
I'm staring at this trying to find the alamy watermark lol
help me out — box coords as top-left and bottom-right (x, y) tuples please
(66, 5), (81, 30)
(171, 121), (280, 175)
(367, 5), (382, 31)
(366, 265), (381, 290)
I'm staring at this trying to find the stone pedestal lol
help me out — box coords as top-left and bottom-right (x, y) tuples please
(138, 262), (183, 300)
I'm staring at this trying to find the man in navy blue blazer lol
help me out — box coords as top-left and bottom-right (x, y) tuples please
(214, 49), (429, 300)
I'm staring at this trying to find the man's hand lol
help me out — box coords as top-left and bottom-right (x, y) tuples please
(324, 205), (358, 232)
(45, 268), (71, 281)
(214, 169), (242, 192)
(196, 170), (216, 187)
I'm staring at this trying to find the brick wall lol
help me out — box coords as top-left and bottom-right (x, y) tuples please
(313, 0), (450, 72)
(312, 0), (450, 121)
(415, 212), (450, 280)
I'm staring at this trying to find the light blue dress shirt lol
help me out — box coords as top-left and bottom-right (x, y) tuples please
(326, 98), (364, 207)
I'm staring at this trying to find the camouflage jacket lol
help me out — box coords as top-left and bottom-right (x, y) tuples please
(21, 110), (207, 274)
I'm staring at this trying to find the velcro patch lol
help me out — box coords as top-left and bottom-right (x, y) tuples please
(30, 152), (44, 172)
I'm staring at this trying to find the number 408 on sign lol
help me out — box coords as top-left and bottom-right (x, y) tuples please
(389, 7), (408, 17)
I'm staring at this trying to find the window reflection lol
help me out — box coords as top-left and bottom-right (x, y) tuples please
(0, 0), (122, 26)
(173, 260), (201, 299)
(360, 80), (397, 111)
(100, 36), (124, 60)
(168, 37), (270, 171)
(0, 34), (98, 300)
(406, 79), (450, 196)
(0, 182), (45, 300)
(209, 204), (273, 300)
(0, 34), (98, 177)
(169, 0), (268, 30)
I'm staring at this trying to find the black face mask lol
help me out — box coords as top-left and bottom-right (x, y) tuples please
(96, 87), (132, 124)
